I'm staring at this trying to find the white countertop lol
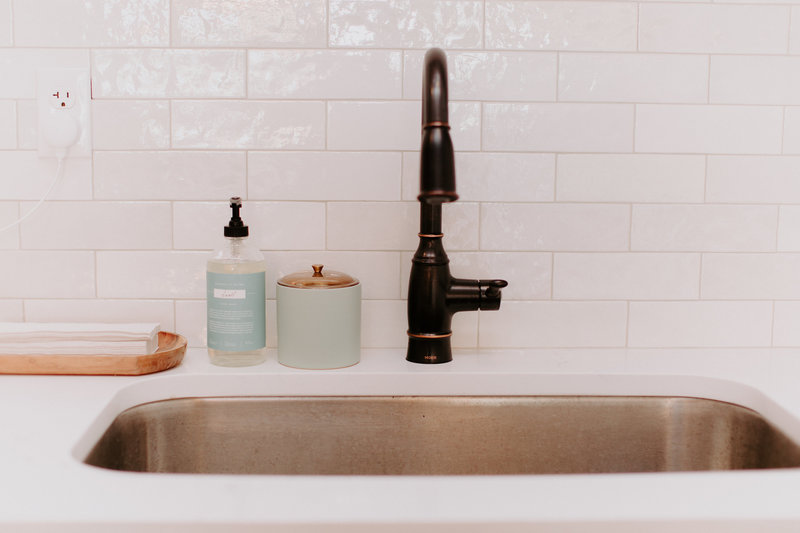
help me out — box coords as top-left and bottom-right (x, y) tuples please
(5, 347), (800, 532)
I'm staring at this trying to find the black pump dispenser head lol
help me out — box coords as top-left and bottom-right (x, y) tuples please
(224, 196), (249, 237)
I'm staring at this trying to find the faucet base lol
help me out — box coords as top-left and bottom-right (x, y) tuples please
(406, 335), (452, 364)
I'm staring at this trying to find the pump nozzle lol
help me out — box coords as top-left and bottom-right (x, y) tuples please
(224, 196), (249, 237)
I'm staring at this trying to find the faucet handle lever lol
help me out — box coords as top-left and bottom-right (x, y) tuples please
(480, 279), (508, 310)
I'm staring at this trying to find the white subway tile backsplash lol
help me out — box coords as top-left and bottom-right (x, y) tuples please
(24, 299), (176, 332)
(791, 7), (800, 54)
(639, 4), (790, 54)
(0, 1), (10, 46)
(402, 152), (555, 203)
(702, 254), (800, 300)
(0, 100), (14, 148)
(328, 101), (481, 151)
(172, 0), (327, 48)
(172, 100), (325, 149)
(554, 253), (701, 300)
(330, 0), (483, 49)
(97, 251), (207, 298)
(479, 301), (628, 348)
(773, 302), (800, 346)
(327, 202), (479, 251)
(92, 101), (170, 151)
(404, 51), (557, 102)
(707, 156), (800, 204)
(481, 203), (630, 251)
(559, 53), (708, 104)
(778, 206), (800, 251)
(0, 49), (89, 99)
(249, 152), (400, 201)
(781, 108), (800, 154)
(0, 251), (94, 298)
(711, 56), (800, 105)
(628, 301), (773, 347)
(175, 299), (206, 348)
(484, 103), (634, 153)
(249, 50), (401, 100)
(13, 0), (169, 47)
(0, 300), (22, 321)
(93, 49), (245, 99)
(94, 151), (246, 201)
(0, 203), (19, 249)
(0, 153), (91, 200)
(20, 202), (172, 250)
(557, 154), (706, 203)
(631, 205), (778, 252)
(486, 2), (637, 52)
(173, 201), (325, 251)
(635, 105), (784, 154)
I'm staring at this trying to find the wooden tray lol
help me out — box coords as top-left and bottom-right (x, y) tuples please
(0, 331), (187, 376)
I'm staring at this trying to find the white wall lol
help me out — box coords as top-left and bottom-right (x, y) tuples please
(1, 0), (799, 350)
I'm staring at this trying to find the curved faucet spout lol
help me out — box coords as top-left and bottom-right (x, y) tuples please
(422, 48), (449, 127)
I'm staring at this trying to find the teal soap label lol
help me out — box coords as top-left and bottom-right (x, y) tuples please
(207, 271), (266, 351)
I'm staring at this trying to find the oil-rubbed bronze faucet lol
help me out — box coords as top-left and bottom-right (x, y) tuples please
(406, 48), (508, 364)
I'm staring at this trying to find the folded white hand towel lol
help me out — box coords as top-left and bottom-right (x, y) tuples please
(0, 323), (161, 355)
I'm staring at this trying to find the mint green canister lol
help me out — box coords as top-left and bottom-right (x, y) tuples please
(277, 264), (361, 369)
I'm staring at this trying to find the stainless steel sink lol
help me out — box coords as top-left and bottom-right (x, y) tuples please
(83, 396), (800, 475)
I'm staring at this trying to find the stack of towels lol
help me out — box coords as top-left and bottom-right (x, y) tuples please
(0, 323), (161, 356)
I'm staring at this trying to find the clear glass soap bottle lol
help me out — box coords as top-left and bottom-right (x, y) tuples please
(206, 197), (267, 367)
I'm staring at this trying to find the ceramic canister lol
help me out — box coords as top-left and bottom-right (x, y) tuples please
(276, 264), (361, 369)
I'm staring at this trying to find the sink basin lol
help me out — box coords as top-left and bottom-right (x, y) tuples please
(83, 396), (800, 475)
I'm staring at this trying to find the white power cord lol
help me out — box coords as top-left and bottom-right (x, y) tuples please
(0, 153), (68, 234)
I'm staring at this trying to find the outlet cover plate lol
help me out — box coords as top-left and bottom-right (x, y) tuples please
(37, 67), (92, 158)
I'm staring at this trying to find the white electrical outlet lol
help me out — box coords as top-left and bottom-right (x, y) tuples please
(37, 67), (92, 158)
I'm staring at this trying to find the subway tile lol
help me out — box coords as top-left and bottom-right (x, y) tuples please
(782, 108), (800, 154)
(400, 252), (552, 301)
(639, 4), (789, 54)
(0, 1), (10, 46)
(403, 51), (557, 101)
(249, 50), (401, 99)
(711, 56), (800, 105)
(0, 152), (91, 200)
(173, 201), (325, 251)
(628, 301), (773, 348)
(327, 202), (479, 251)
(94, 151), (246, 201)
(16, 100), (35, 149)
(774, 302), (800, 347)
(330, 0), (482, 49)
(631, 205), (778, 252)
(0, 203), (19, 249)
(361, 300), (407, 349)
(635, 105), (783, 154)
(92, 50), (245, 99)
(97, 251), (207, 298)
(486, 1), (636, 52)
(707, 156), (800, 204)
(483, 103), (634, 153)
(19, 202), (172, 250)
(553, 253), (701, 300)
(175, 299), (205, 348)
(91, 101), (169, 150)
(402, 152), (555, 203)
(559, 53), (708, 104)
(172, 100), (325, 150)
(0, 300), (22, 321)
(0, 100), (14, 148)
(0, 50), (89, 99)
(249, 152), (401, 201)
(702, 254), (800, 300)
(792, 7), (800, 54)
(481, 203), (630, 251)
(263, 251), (401, 300)
(24, 300), (176, 332)
(0, 251), (94, 298)
(173, 0), (326, 48)
(13, 0), (169, 46)
(557, 154), (706, 203)
(479, 301), (628, 348)
(779, 206), (800, 251)
(328, 101), (480, 151)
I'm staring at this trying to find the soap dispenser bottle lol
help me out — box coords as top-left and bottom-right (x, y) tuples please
(206, 197), (267, 367)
